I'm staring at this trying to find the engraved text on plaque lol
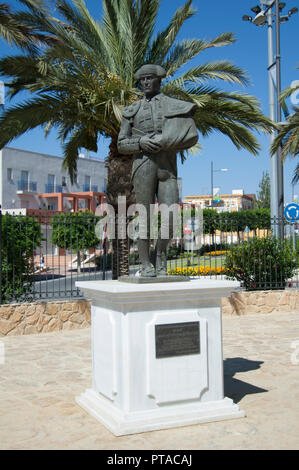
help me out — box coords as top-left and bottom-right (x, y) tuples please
(155, 321), (200, 359)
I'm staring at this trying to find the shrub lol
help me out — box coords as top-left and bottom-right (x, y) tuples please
(225, 236), (296, 290)
(1, 214), (42, 303)
(167, 245), (183, 259)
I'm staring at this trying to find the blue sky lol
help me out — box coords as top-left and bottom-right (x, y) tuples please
(1, 0), (299, 201)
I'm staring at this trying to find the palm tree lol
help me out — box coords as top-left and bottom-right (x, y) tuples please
(271, 73), (299, 182)
(0, 0), (273, 277)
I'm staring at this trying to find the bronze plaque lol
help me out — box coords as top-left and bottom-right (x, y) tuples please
(155, 321), (200, 359)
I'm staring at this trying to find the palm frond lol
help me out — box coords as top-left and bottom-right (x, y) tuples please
(177, 61), (249, 86)
(62, 125), (98, 182)
(0, 95), (62, 147)
(162, 33), (235, 77)
(0, 2), (38, 51)
(280, 82), (299, 102)
(292, 162), (299, 183)
(147, 0), (195, 65)
(271, 112), (299, 160)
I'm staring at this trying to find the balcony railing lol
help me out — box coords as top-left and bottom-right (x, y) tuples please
(45, 184), (63, 193)
(17, 181), (37, 192)
(83, 184), (98, 192)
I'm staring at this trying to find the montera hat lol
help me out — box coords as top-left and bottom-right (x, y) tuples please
(134, 64), (166, 81)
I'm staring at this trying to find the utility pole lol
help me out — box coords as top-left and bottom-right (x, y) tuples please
(265, 2), (280, 236)
(275, 0), (284, 238)
(242, 1), (298, 238)
(211, 161), (213, 208)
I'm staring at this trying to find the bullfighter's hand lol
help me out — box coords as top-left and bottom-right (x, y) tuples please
(140, 134), (162, 153)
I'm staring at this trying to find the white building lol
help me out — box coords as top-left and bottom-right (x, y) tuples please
(183, 189), (255, 213)
(0, 147), (107, 211)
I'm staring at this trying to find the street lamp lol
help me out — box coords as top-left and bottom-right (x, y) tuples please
(242, 1), (297, 238)
(211, 161), (228, 207)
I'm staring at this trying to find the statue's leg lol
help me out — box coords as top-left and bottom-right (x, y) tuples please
(156, 177), (179, 276)
(133, 159), (157, 277)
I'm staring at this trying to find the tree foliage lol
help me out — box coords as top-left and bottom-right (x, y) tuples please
(255, 171), (270, 209)
(51, 210), (100, 272)
(51, 210), (100, 251)
(202, 208), (270, 233)
(271, 69), (299, 182)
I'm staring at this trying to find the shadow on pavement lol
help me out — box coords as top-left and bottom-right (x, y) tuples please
(224, 357), (268, 404)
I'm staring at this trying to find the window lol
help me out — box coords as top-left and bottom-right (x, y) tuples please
(48, 174), (55, 185)
(7, 168), (12, 181)
(20, 171), (29, 190)
(84, 175), (91, 191)
(47, 174), (55, 192)
(62, 176), (67, 186)
(21, 170), (28, 183)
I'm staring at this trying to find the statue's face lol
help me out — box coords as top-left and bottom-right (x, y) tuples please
(140, 74), (161, 97)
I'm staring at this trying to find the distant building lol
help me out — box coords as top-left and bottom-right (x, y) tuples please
(183, 189), (255, 212)
(0, 147), (107, 212)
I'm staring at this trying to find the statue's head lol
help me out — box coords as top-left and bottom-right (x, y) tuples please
(134, 64), (166, 98)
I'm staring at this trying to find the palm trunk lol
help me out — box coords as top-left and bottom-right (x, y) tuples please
(119, 237), (129, 276)
(111, 233), (130, 279)
(105, 137), (135, 279)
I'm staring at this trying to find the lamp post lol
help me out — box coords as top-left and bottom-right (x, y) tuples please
(242, 1), (298, 238)
(211, 161), (228, 207)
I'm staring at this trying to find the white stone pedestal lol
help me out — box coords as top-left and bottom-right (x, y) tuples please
(75, 279), (245, 436)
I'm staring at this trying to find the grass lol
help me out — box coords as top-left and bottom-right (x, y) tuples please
(167, 254), (227, 270)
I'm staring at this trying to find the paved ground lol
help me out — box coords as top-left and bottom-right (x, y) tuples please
(0, 311), (299, 450)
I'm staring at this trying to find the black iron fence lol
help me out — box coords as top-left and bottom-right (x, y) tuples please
(0, 207), (298, 304)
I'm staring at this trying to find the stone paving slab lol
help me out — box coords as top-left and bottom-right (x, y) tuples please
(0, 311), (298, 450)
